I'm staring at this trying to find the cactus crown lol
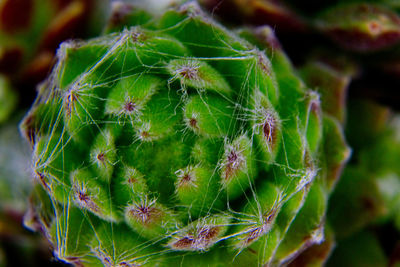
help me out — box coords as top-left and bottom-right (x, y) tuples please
(21, 2), (350, 266)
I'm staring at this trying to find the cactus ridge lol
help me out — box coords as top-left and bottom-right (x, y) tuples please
(21, 2), (350, 266)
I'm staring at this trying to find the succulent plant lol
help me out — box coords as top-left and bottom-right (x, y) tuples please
(21, 1), (350, 266)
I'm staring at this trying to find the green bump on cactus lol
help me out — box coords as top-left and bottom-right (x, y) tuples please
(298, 54), (357, 124)
(167, 59), (233, 95)
(174, 164), (222, 217)
(167, 214), (230, 251)
(21, 2), (350, 266)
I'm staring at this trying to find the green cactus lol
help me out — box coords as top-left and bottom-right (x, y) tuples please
(21, 2), (350, 266)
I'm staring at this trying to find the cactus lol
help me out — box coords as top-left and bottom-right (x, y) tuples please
(21, 2), (350, 266)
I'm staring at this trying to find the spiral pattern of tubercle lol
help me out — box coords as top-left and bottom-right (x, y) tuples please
(21, 2), (349, 266)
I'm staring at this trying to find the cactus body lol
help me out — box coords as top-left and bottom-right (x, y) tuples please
(21, 2), (350, 266)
